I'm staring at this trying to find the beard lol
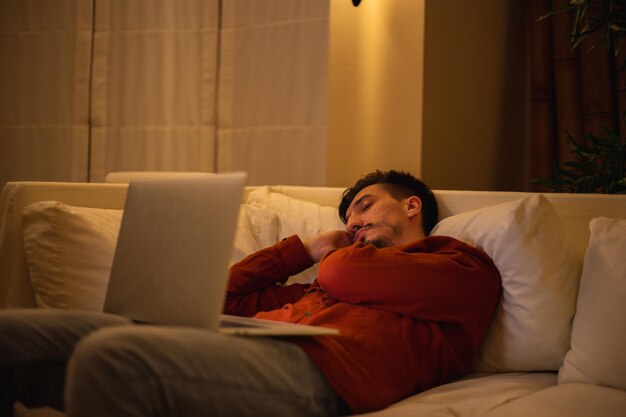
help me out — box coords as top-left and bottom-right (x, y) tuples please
(365, 237), (392, 248)
(362, 222), (404, 248)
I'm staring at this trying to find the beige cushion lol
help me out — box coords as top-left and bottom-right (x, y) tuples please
(245, 186), (345, 284)
(558, 217), (626, 390)
(360, 372), (556, 417)
(22, 202), (122, 311)
(431, 195), (581, 372)
(230, 203), (278, 264)
(21, 201), (276, 311)
(480, 383), (626, 417)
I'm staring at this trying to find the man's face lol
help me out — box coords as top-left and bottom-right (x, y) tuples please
(344, 184), (414, 248)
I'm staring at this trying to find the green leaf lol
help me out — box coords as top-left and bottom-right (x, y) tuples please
(530, 178), (564, 191)
(537, 5), (574, 22)
(557, 167), (581, 180)
(533, 122), (626, 194)
(564, 161), (594, 172)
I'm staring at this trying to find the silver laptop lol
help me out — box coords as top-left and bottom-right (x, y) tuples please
(103, 173), (338, 336)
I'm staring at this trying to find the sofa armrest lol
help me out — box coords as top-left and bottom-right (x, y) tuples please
(0, 182), (128, 308)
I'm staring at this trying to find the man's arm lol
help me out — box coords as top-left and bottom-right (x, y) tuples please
(224, 231), (353, 317)
(224, 235), (314, 316)
(316, 236), (502, 324)
(303, 229), (354, 263)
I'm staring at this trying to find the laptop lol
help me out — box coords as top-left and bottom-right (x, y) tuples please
(103, 173), (338, 336)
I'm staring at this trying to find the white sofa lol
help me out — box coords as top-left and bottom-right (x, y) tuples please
(1, 180), (625, 417)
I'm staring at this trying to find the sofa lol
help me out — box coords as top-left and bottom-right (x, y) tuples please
(1, 178), (625, 417)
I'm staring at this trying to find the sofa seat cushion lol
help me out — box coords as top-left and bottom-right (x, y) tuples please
(355, 372), (556, 417)
(480, 383), (626, 417)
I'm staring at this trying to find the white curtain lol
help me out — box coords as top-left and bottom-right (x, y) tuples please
(0, 0), (328, 188)
(0, 0), (93, 185)
(89, 0), (219, 181)
(218, 0), (329, 185)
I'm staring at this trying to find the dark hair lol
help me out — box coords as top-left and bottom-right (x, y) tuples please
(338, 170), (439, 235)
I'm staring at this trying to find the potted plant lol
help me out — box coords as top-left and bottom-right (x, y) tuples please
(533, 0), (626, 194)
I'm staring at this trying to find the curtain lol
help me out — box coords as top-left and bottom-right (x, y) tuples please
(529, 0), (624, 188)
(218, 0), (329, 185)
(89, 0), (219, 181)
(0, 0), (93, 186)
(0, 0), (329, 188)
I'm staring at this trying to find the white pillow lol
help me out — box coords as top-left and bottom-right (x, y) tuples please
(431, 194), (581, 372)
(22, 201), (276, 311)
(230, 203), (278, 264)
(559, 217), (626, 390)
(246, 187), (346, 284)
(22, 202), (122, 311)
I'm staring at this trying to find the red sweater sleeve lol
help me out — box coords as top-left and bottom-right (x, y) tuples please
(316, 236), (501, 325)
(224, 235), (313, 317)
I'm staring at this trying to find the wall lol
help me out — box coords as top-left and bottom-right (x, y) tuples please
(2, 1), (529, 190)
(326, 0), (425, 187)
(327, 0), (530, 191)
(421, 0), (530, 191)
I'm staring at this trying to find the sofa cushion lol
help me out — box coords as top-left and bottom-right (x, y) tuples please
(22, 202), (122, 311)
(355, 372), (556, 417)
(21, 201), (276, 311)
(431, 195), (580, 372)
(230, 203), (278, 264)
(479, 383), (626, 417)
(558, 217), (626, 390)
(245, 186), (345, 284)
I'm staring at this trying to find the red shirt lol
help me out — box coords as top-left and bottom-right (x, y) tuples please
(224, 235), (501, 414)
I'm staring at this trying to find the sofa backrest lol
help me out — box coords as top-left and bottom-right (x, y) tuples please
(1, 181), (625, 309)
(0, 182), (128, 308)
(263, 186), (626, 260)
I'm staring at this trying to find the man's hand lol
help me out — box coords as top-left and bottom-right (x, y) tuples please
(303, 230), (353, 263)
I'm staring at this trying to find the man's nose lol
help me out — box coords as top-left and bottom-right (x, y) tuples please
(346, 215), (362, 233)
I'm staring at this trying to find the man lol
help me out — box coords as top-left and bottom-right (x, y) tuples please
(0, 170), (501, 416)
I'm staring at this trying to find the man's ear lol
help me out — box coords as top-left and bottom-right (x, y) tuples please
(404, 196), (422, 219)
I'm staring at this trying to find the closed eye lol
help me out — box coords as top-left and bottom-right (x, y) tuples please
(346, 194), (375, 222)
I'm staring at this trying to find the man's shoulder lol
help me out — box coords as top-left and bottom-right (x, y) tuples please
(410, 235), (497, 271)
(406, 234), (468, 250)
(406, 235), (492, 259)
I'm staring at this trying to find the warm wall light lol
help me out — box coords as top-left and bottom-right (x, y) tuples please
(352, 0), (362, 6)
